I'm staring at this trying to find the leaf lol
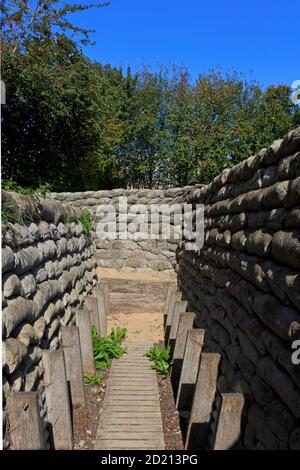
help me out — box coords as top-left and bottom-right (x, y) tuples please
(146, 346), (173, 375)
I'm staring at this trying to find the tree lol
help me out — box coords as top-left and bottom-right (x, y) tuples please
(1, 0), (111, 190)
(116, 66), (170, 188)
(1, 0), (109, 51)
(235, 85), (297, 161)
(190, 72), (299, 184)
(2, 36), (102, 190)
(93, 65), (138, 188)
(161, 67), (197, 186)
(2, 3), (299, 192)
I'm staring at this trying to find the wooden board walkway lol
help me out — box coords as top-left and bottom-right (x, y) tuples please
(94, 343), (165, 450)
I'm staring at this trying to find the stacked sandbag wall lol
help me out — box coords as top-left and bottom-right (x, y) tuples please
(177, 128), (300, 449)
(2, 191), (97, 448)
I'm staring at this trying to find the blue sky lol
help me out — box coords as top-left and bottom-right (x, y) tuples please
(73, 0), (299, 88)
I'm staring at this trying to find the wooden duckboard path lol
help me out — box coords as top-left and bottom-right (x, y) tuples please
(95, 343), (165, 450)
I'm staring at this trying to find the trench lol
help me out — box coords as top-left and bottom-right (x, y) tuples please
(93, 267), (182, 450)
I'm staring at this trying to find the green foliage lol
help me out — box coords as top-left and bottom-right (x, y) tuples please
(66, 209), (92, 235)
(92, 326), (127, 370)
(146, 345), (173, 375)
(2, 36), (104, 191)
(2, 179), (52, 197)
(1, 202), (24, 226)
(83, 373), (102, 386)
(2, 0), (109, 49)
(79, 210), (92, 235)
(2, 0), (299, 191)
(109, 327), (128, 345)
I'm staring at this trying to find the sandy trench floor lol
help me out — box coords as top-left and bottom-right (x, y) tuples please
(107, 312), (164, 344)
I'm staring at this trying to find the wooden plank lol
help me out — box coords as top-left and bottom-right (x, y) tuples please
(7, 391), (45, 450)
(165, 291), (182, 342)
(172, 312), (195, 360)
(76, 307), (95, 376)
(113, 363), (150, 366)
(100, 418), (162, 425)
(61, 325), (86, 408)
(164, 284), (177, 325)
(95, 289), (107, 337)
(106, 391), (157, 395)
(110, 365), (154, 371)
(85, 297), (100, 336)
(108, 385), (156, 390)
(107, 374), (157, 382)
(107, 391), (157, 395)
(176, 329), (205, 411)
(104, 397), (158, 403)
(100, 424), (163, 430)
(171, 312), (195, 394)
(185, 353), (220, 450)
(96, 440), (165, 450)
(98, 280), (110, 316)
(106, 279), (171, 294)
(42, 350), (73, 449)
(109, 376), (156, 380)
(212, 393), (245, 450)
(110, 367), (154, 372)
(103, 405), (160, 411)
(96, 436), (164, 443)
(100, 274), (175, 315)
(110, 376), (157, 379)
(100, 411), (162, 418)
(117, 357), (150, 360)
(168, 300), (188, 349)
(109, 381), (157, 386)
(110, 370), (155, 375)
(97, 431), (163, 439)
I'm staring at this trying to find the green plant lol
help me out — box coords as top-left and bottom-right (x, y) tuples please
(1, 181), (51, 230)
(1, 202), (23, 225)
(2, 179), (52, 197)
(146, 345), (173, 375)
(65, 209), (92, 235)
(92, 326), (127, 370)
(79, 209), (92, 235)
(83, 373), (102, 386)
(110, 327), (127, 345)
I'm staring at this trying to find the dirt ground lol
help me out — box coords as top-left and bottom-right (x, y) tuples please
(73, 370), (109, 450)
(158, 374), (184, 450)
(107, 312), (164, 343)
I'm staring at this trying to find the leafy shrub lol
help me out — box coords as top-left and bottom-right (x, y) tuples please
(1, 180), (52, 228)
(79, 209), (92, 235)
(65, 209), (92, 235)
(2, 179), (52, 197)
(146, 345), (173, 375)
(83, 373), (102, 386)
(92, 326), (127, 370)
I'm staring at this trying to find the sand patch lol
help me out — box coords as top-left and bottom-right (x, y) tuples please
(107, 312), (164, 344)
